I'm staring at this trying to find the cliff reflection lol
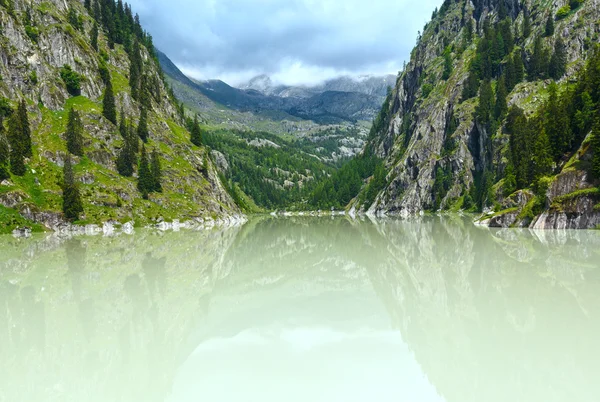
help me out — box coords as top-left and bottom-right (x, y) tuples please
(0, 217), (598, 401)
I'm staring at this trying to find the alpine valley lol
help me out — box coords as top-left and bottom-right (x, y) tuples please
(0, 0), (599, 233)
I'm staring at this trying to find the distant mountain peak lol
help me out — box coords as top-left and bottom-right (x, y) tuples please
(243, 74), (274, 92)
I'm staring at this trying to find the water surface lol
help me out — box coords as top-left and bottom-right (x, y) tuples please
(1, 216), (599, 401)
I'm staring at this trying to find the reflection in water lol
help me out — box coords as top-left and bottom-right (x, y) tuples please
(0, 216), (599, 401)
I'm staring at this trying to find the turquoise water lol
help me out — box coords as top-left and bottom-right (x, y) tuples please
(0, 216), (599, 401)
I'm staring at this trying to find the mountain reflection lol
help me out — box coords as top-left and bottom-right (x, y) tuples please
(0, 217), (598, 401)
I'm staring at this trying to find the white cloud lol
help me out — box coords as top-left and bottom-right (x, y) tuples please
(128, 0), (440, 86)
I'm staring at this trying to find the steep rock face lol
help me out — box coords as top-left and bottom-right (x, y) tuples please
(0, 0), (240, 231)
(359, 0), (600, 228)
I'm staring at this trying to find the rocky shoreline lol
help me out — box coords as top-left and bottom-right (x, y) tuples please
(11, 214), (248, 238)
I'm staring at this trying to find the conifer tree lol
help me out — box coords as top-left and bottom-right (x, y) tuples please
(65, 108), (84, 156)
(150, 148), (162, 192)
(128, 122), (139, 154)
(129, 39), (142, 100)
(91, 23), (99, 51)
(17, 100), (32, 157)
(522, 10), (532, 39)
(533, 125), (553, 179)
(494, 74), (508, 121)
(62, 154), (84, 221)
(549, 37), (567, 80)
(137, 107), (148, 142)
(84, 0), (91, 12)
(545, 15), (555, 37)
(442, 47), (452, 80)
(93, 0), (101, 22)
(462, 71), (479, 100)
(116, 134), (135, 177)
(139, 74), (152, 109)
(513, 51), (525, 84)
(0, 119), (9, 181)
(592, 112), (600, 179)
(119, 110), (127, 138)
(102, 79), (117, 124)
(190, 115), (202, 146)
(529, 36), (548, 80)
(545, 82), (572, 159)
(137, 145), (152, 199)
(7, 106), (28, 176)
(476, 80), (494, 127)
(505, 52), (516, 91)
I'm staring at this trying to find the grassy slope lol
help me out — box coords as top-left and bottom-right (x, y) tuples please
(0, 1), (236, 232)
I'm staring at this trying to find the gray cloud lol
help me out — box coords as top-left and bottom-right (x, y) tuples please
(128, 0), (440, 86)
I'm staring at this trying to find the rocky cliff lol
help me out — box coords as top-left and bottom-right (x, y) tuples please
(0, 0), (240, 234)
(355, 0), (600, 229)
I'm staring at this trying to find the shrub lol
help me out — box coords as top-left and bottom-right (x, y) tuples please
(25, 25), (39, 43)
(28, 70), (37, 85)
(570, 0), (584, 9)
(422, 83), (434, 98)
(60, 65), (82, 96)
(556, 5), (571, 20)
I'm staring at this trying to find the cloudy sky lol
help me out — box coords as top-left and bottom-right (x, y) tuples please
(127, 0), (440, 86)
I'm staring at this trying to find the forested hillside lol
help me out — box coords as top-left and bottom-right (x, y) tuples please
(338, 0), (600, 228)
(0, 0), (239, 233)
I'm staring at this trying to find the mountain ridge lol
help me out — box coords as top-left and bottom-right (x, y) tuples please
(349, 0), (600, 229)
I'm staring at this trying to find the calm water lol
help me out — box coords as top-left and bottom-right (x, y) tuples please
(0, 215), (599, 402)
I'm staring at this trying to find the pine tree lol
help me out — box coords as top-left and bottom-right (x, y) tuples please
(137, 107), (148, 142)
(505, 52), (516, 91)
(506, 105), (530, 188)
(91, 23), (99, 51)
(442, 47), (452, 80)
(532, 125), (553, 179)
(62, 154), (84, 221)
(494, 74), (508, 121)
(476, 80), (494, 127)
(93, 0), (101, 22)
(119, 110), (127, 138)
(150, 148), (162, 192)
(592, 112), (600, 179)
(116, 134), (135, 177)
(84, 0), (91, 12)
(102, 79), (117, 124)
(129, 39), (142, 100)
(549, 37), (567, 80)
(545, 15), (555, 37)
(139, 74), (152, 109)
(17, 100), (32, 157)
(65, 107), (84, 156)
(137, 145), (152, 199)
(529, 36), (548, 80)
(545, 82), (572, 159)
(7, 106), (28, 176)
(190, 115), (202, 146)
(0, 119), (9, 181)
(514, 51), (525, 84)
(522, 10), (532, 39)
(462, 71), (479, 100)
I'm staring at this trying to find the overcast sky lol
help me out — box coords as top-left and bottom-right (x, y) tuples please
(127, 0), (440, 86)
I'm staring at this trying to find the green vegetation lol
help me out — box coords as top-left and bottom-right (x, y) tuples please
(189, 115), (203, 146)
(62, 155), (83, 221)
(309, 156), (381, 210)
(7, 100), (32, 176)
(556, 5), (570, 20)
(203, 129), (331, 209)
(102, 78), (117, 124)
(60, 65), (83, 96)
(65, 107), (84, 156)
